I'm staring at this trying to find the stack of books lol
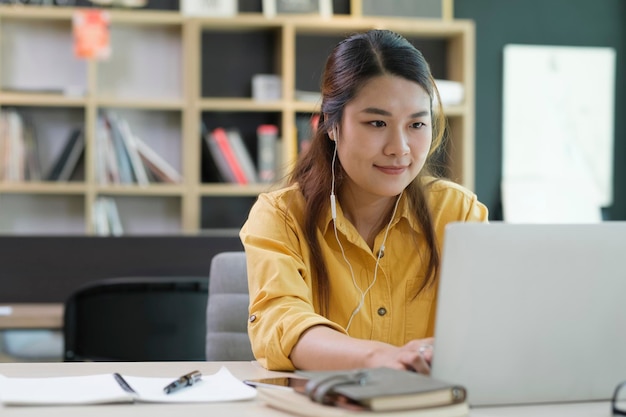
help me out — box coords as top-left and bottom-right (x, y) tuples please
(255, 368), (469, 417)
(96, 111), (182, 186)
(201, 123), (280, 185)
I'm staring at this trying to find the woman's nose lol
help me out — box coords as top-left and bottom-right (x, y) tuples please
(384, 129), (410, 156)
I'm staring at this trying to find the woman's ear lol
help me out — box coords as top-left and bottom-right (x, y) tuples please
(325, 114), (335, 140)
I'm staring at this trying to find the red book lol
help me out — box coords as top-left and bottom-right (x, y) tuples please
(212, 127), (247, 184)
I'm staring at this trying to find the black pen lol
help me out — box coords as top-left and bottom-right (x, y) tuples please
(163, 370), (202, 394)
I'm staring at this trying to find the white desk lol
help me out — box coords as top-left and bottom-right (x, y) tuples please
(0, 361), (612, 416)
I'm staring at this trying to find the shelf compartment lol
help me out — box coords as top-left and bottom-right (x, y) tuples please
(0, 194), (86, 235)
(201, 27), (282, 99)
(1, 106), (86, 183)
(94, 195), (182, 235)
(96, 23), (184, 101)
(96, 107), (183, 185)
(200, 195), (257, 229)
(0, 18), (88, 96)
(200, 111), (282, 184)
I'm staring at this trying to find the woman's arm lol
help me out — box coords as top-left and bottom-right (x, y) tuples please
(290, 325), (433, 374)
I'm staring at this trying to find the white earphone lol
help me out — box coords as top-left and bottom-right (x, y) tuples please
(330, 127), (338, 220)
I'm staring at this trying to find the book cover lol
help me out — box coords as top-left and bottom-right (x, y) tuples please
(73, 10), (111, 60)
(256, 386), (469, 417)
(200, 122), (229, 183)
(226, 128), (257, 183)
(104, 197), (124, 236)
(95, 117), (111, 184)
(115, 116), (150, 186)
(92, 198), (110, 236)
(211, 127), (248, 184)
(22, 120), (42, 181)
(297, 368), (466, 412)
(47, 127), (84, 182)
(204, 132), (237, 183)
(104, 112), (134, 184)
(5, 110), (25, 182)
(257, 124), (278, 183)
(134, 136), (182, 184)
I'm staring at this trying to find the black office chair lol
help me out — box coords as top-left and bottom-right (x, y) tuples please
(63, 277), (208, 361)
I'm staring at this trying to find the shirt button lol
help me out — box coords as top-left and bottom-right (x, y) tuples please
(376, 249), (385, 258)
(249, 314), (257, 323)
(377, 307), (387, 316)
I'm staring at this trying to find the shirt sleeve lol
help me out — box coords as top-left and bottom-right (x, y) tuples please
(464, 193), (490, 222)
(239, 192), (346, 371)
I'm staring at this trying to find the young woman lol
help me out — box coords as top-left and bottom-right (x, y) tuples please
(240, 29), (488, 373)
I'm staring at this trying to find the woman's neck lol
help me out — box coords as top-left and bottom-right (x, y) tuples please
(339, 191), (398, 250)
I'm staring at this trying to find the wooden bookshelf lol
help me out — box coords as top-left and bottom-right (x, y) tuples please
(0, 4), (474, 235)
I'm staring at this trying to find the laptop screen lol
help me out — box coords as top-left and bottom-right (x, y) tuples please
(431, 222), (626, 406)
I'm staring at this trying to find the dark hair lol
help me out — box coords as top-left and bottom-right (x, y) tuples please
(289, 29), (445, 315)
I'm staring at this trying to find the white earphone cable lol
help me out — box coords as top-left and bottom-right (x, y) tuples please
(329, 126), (403, 332)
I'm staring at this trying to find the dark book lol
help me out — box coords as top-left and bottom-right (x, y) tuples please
(47, 128), (84, 182)
(296, 368), (467, 412)
(201, 124), (239, 184)
(200, 121), (227, 183)
(103, 112), (134, 184)
(256, 367), (469, 416)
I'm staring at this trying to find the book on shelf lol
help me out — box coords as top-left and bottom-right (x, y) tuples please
(22, 120), (42, 181)
(256, 368), (468, 417)
(0, 110), (26, 182)
(96, 116), (120, 184)
(47, 127), (84, 182)
(134, 136), (182, 184)
(0, 366), (256, 406)
(96, 113), (182, 185)
(226, 128), (257, 183)
(106, 197), (123, 236)
(103, 112), (134, 184)
(200, 122), (228, 183)
(209, 127), (248, 184)
(92, 197), (110, 236)
(257, 124), (279, 183)
(115, 115), (150, 186)
(93, 197), (123, 236)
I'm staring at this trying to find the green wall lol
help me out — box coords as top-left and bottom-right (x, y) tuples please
(455, 0), (625, 220)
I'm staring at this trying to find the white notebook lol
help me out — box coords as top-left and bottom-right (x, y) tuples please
(0, 366), (256, 406)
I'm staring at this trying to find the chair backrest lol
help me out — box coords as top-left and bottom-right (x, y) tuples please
(205, 251), (254, 361)
(64, 277), (208, 361)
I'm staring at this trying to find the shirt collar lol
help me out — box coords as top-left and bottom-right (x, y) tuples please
(320, 192), (421, 235)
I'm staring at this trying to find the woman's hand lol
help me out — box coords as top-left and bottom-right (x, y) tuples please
(366, 337), (435, 375)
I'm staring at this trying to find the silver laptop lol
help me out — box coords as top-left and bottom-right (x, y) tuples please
(431, 222), (626, 406)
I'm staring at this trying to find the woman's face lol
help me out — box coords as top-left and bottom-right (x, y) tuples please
(335, 74), (432, 200)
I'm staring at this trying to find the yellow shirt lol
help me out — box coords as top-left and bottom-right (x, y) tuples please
(240, 179), (488, 370)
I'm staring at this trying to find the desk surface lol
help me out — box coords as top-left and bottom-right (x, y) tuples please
(0, 361), (612, 417)
(0, 304), (63, 329)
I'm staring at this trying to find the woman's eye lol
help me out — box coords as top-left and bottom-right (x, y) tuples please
(411, 122), (426, 129)
(369, 120), (386, 127)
